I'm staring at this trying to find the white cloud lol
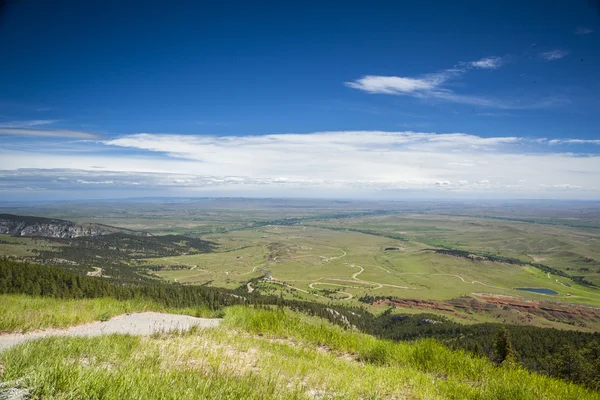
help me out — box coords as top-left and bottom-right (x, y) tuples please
(540, 49), (569, 61)
(0, 128), (98, 139)
(345, 76), (437, 94)
(470, 56), (504, 69)
(1, 120), (58, 128)
(345, 67), (459, 96)
(346, 71), (513, 107)
(1, 130), (599, 199)
(538, 184), (582, 190)
(548, 139), (600, 145)
(76, 180), (114, 184)
(345, 57), (562, 109)
(575, 27), (593, 35)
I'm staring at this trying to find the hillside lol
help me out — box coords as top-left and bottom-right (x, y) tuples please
(2, 259), (600, 394)
(0, 306), (597, 399)
(0, 214), (150, 238)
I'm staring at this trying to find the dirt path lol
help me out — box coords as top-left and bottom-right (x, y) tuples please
(0, 312), (221, 352)
(86, 267), (103, 277)
(347, 263), (409, 289)
(320, 250), (347, 262)
(240, 265), (263, 276)
(308, 282), (354, 300)
(431, 274), (507, 290)
(307, 263), (410, 294)
(268, 279), (327, 299)
(351, 265), (364, 280)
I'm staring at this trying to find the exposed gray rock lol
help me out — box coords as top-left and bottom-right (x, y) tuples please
(0, 381), (29, 400)
(0, 387), (29, 400)
(418, 318), (442, 325)
(0, 214), (150, 239)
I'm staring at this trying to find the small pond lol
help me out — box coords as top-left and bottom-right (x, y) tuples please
(515, 287), (558, 295)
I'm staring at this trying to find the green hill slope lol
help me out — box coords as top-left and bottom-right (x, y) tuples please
(1, 306), (597, 399)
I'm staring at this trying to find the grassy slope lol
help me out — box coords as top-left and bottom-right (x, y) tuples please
(0, 294), (217, 333)
(1, 306), (597, 399)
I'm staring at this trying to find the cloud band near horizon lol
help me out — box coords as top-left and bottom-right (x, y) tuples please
(0, 130), (599, 199)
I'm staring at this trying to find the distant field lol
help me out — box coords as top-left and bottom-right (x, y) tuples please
(310, 214), (600, 286)
(137, 221), (600, 332)
(0, 234), (62, 257)
(2, 199), (600, 330)
(143, 224), (600, 303)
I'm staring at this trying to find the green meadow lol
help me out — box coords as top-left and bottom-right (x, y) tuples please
(142, 223), (600, 311)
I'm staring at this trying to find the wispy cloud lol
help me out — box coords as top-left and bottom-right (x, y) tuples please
(76, 179), (115, 184)
(540, 49), (569, 61)
(345, 76), (438, 95)
(575, 27), (593, 35)
(196, 120), (229, 127)
(477, 112), (512, 117)
(469, 56), (504, 69)
(1, 120), (58, 128)
(0, 127), (98, 139)
(548, 139), (600, 145)
(345, 56), (562, 109)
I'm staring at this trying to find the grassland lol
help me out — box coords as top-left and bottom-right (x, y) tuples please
(139, 223), (600, 328)
(0, 294), (216, 333)
(2, 199), (600, 330)
(1, 306), (597, 399)
(311, 214), (600, 285)
(0, 234), (62, 258)
(137, 215), (600, 330)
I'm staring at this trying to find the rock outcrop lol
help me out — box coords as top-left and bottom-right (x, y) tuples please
(0, 214), (150, 238)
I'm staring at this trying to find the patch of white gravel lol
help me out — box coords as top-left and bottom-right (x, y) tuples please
(0, 312), (221, 352)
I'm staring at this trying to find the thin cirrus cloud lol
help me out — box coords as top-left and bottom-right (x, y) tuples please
(468, 56), (505, 69)
(540, 49), (569, 61)
(0, 119), (99, 139)
(548, 139), (600, 145)
(1, 130), (597, 199)
(575, 27), (593, 35)
(1, 120), (59, 128)
(345, 56), (561, 109)
(0, 127), (99, 139)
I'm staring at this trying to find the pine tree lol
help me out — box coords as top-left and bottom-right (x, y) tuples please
(493, 327), (518, 367)
(552, 345), (587, 383)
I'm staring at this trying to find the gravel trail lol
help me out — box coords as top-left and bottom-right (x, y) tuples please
(0, 312), (221, 352)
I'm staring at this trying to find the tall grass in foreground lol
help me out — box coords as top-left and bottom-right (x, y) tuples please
(0, 294), (217, 333)
(0, 335), (292, 399)
(1, 306), (596, 399)
(223, 306), (598, 399)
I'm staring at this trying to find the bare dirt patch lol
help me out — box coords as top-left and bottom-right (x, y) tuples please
(0, 312), (221, 352)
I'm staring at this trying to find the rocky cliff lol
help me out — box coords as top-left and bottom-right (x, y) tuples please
(0, 214), (150, 238)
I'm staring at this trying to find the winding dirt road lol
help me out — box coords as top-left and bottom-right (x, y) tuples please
(431, 273), (506, 290)
(308, 282), (354, 299)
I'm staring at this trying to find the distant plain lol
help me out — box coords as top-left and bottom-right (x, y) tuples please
(2, 198), (599, 330)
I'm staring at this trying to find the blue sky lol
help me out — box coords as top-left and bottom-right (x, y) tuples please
(0, 0), (599, 200)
